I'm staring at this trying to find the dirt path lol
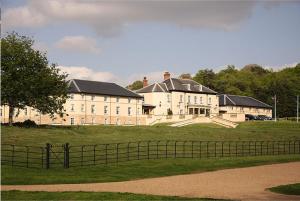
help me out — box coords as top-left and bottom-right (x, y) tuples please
(2, 162), (300, 201)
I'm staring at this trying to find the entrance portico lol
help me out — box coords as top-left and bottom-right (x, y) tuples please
(187, 105), (211, 117)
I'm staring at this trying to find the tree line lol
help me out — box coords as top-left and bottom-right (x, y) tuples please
(128, 64), (300, 117)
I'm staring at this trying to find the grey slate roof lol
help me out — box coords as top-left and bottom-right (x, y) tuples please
(136, 78), (217, 94)
(219, 94), (272, 109)
(68, 79), (142, 98)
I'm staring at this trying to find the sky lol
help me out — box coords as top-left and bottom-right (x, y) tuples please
(2, 0), (300, 86)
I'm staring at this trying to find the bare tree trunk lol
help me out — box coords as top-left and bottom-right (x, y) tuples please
(8, 106), (14, 126)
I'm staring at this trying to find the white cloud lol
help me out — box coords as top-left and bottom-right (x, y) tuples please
(58, 66), (117, 82)
(54, 36), (101, 54)
(58, 65), (181, 87)
(262, 62), (298, 71)
(2, 0), (277, 37)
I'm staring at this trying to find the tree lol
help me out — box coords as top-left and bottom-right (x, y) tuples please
(178, 73), (192, 79)
(193, 69), (215, 89)
(1, 32), (68, 125)
(126, 80), (143, 90)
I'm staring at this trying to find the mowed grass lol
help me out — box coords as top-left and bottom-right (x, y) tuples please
(2, 121), (300, 146)
(2, 155), (300, 185)
(1, 191), (229, 201)
(269, 183), (300, 195)
(2, 121), (300, 185)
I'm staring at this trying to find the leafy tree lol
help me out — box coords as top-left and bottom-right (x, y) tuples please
(178, 73), (192, 79)
(192, 63), (300, 117)
(1, 32), (68, 125)
(193, 69), (215, 89)
(126, 80), (143, 90)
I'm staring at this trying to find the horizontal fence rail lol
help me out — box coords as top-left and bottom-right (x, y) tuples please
(2, 140), (300, 169)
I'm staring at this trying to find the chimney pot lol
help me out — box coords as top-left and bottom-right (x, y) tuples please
(143, 77), (148, 87)
(164, 71), (171, 80)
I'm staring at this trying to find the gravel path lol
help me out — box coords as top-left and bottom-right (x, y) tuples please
(2, 162), (300, 201)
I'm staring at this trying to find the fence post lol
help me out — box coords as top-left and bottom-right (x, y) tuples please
(175, 141), (177, 158)
(26, 146), (29, 168)
(192, 141), (194, 158)
(221, 142), (224, 157)
(93, 145), (96, 166)
(165, 141), (168, 158)
(199, 141), (202, 158)
(105, 144), (108, 164)
(116, 143), (119, 163)
(11, 145), (15, 167)
(81, 146), (84, 166)
(64, 143), (69, 169)
(156, 141), (159, 159)
(147, 141), (150, 160)
(46, 143), (50, 169)
(127, 142), (130, 161)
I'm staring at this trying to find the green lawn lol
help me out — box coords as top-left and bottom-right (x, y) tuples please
(2, 121), (300, 145)
(2, 155), (300, 185)
(269, 183), (300, 195)
(2, 121), (300, 185)
(1, 191), (229, 201)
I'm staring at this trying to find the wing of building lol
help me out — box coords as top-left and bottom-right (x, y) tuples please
(218, 94), (272, 122)
(1, 79), (145, 125)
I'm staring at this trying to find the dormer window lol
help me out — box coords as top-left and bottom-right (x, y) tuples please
(183, 84), (191, 90)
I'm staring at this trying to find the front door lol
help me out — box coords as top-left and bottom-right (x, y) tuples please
(206, 109), (210, 117)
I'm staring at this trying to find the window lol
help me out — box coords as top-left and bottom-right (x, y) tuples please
(81, 104), (84, 112)
(128, 98), (131, 103)
(104, 118), (108, 125)
(116, 106), (120, 115)
(180, 109), (183, 114)
(194, 96), (197, 104)
(208, 97), (211, 105)
(70, 94), (74, 99)
(81, 94), (84, 100)
(91, 95), (95, 101)
(200, 97), (203, 104)
(24, 108), (27, 115)
(71, 104), (75, 112)
(167, 94), (170, 103)
(104, 96), (108, 101)
(128, 107), (131, 116)
(70, 118), (74, 125)
(104, 106), (108, 114)
(116, 97), (119, 102)
(188, 96), (191, 103)
(180, 95), (183, 103)
(91, 105), (95, 114)
(0, 109), (2, 116)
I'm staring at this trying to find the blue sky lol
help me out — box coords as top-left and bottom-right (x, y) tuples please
(2, 1), (300, 85)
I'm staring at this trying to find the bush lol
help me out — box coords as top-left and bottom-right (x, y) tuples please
(13, 119), (37, 128)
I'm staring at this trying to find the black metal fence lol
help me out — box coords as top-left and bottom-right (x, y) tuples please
(2, 140), (300, 169)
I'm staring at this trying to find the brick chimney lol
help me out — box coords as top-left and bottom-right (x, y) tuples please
(164, 71), (170, 80)
(143, 77), (148, 87)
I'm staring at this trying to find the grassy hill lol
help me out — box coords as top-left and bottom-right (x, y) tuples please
(2, 121), (300, 146)
(2, 121), (300, 185)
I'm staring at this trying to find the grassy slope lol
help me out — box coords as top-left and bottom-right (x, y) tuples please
(269, 183), (300, 195)
(2, 121), (300, 185)
(2, 121), (300, 145)
(1, 191), (229, 201)
(2, 155), (300, 185)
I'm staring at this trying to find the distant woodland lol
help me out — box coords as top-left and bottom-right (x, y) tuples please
(128, 64), (300, 117)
